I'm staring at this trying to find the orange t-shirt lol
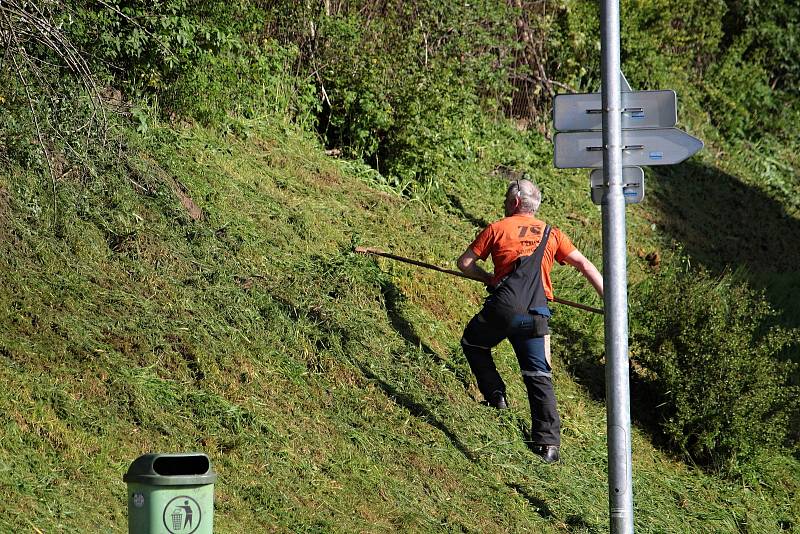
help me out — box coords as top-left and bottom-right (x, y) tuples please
(469, 214), (576, 300)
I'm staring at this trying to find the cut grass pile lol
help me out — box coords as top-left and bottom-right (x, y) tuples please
(0, 119), (797, 533)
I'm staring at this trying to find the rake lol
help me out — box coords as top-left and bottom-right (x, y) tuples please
(354, 246), (603, 315)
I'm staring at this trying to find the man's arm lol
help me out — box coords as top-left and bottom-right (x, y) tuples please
(563, 249), (604, 298)
(457, 249), (494, 286)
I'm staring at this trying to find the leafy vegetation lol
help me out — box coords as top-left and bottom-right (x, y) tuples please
(630, 259), (799, 469)
(0, 0), (798, 531)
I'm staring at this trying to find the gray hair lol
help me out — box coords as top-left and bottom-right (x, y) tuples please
(506, 178), (542, 214)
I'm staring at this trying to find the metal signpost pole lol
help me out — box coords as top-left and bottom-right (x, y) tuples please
(600, 0), (635, 531)
(552, 3), (701, 529)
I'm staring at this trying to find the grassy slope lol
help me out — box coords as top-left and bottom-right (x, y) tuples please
(0, 119), (798, 534)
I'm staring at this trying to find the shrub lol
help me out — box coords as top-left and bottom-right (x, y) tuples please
(629, 256), (799, 472)
(701, 34), (780, 139)
(164, 41), (319, 128)
(265, 0), (521, 197)
(0, 1), (110, 172)
(62, 1), (318, 127)
(67, 0), (249, 95)
(722, 0), (800, 95)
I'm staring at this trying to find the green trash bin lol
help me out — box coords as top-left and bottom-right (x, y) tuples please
(123, 452), (217, 534)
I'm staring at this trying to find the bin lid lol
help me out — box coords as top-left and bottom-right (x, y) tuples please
(123, 453), (217, 486)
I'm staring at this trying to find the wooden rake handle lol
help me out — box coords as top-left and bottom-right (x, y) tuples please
(354, 246), (604, 315)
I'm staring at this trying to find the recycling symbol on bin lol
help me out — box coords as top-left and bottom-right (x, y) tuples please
(162, 495), (202, 534)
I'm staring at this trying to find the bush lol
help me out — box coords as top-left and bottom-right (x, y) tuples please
(164, 41), (319, 128)
(0, 1), (111, 172)
(67, 0), (249, 95)
(265, 0), (521, 197)
(722, 0), (800, 95)
(63, 1), (318, 127)
(630, 256), (799, 472)
(701, 34), (781, 139)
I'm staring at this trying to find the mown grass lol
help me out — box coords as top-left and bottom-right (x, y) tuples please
(0, 118), (797, 533)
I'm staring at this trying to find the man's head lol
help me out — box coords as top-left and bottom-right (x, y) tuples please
(505, 178), (542, 216)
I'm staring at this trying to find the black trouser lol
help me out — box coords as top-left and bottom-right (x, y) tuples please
(460, 309), (561, 446)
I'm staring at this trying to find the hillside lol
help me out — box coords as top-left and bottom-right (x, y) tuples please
(0, 118), (796, 532)
(1, 0), (799, 532)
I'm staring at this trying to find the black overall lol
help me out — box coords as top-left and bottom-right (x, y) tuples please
(460, 226), (561, 446)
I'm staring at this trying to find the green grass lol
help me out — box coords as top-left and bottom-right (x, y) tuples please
(0, 117), (797, 533)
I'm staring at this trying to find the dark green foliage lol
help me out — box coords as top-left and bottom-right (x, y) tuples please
(722, 0), (800, 94)
(0, 74), (43, 168)
(164, 41), (319, 127)
(702, 35), (777, 138)
(700, 32), (800, 140)
(0, 2), (111, 175)
(309, 14), (397, 160)
(701, 0), (800, 139)
(67, 0), (250, 92)
(266, 0), (521, 196)
(630, 257), (800, 472)
(547, 0), (728, 92)
(64, 1), (318, 126)
(548, 0), (800, 141)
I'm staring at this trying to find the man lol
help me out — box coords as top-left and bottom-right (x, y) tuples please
(457, 178), (603, 463)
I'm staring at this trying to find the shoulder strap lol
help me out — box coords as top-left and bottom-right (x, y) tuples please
(524, 225), (551, 313)
(484, 225), (552, 316)
(533, 225), (552, 262)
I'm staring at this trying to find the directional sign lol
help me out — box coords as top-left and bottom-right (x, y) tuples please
(554, 90), (677, 131)
(590, 167), (644, 205)
(553, 127), (703, 168)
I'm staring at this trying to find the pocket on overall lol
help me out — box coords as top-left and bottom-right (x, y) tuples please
(531, 313), (550, 337)
(528, 305), (551, 337)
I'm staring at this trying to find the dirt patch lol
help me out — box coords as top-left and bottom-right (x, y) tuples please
(127, 154), (203, 221)
(252, 137), (277, 152)
(316, 170), (341, 186)
(0, 186), (9, 218)
(0, 186), (11, 241)
(171, 177), (203, 221)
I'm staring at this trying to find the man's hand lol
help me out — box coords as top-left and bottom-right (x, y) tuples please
(457, 248), (494, 286)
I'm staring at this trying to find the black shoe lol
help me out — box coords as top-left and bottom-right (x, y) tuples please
(535, 445), (560, 464)
(487, 390), (509, 409)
